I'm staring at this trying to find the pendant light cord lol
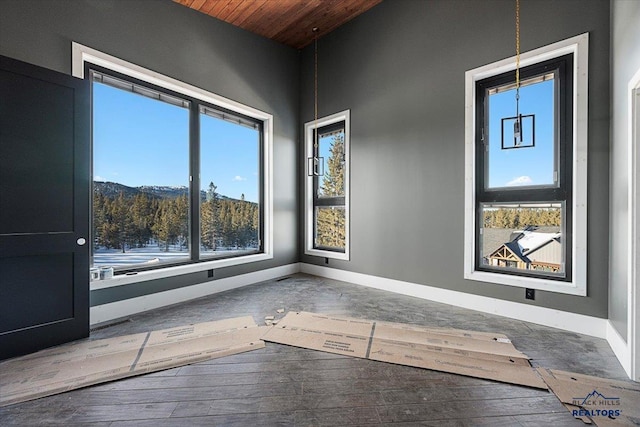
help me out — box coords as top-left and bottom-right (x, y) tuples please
(515, 0), (520, 115)
(313, 27), (319, 151)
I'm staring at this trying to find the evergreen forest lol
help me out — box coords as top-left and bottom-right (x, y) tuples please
(93, 182), (259, 252)
(483, 207), (562, 229)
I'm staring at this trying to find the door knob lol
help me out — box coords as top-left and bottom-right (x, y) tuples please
(77, 237), (86, 246)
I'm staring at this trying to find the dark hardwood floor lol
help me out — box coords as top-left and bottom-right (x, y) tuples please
(0, 273), (631, 426)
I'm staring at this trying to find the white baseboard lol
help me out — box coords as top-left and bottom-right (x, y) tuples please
(90, 263), (300, 325)
(606, 320), (632, 378)
(300, 263), (608, 339)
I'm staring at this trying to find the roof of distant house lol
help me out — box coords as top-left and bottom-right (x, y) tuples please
(489, 230), (561, 262)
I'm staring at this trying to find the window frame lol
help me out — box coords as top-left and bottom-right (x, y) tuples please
(304, 110), (350, 260)
(73, 43), (273, 289)
(464, 33), (589, 296)
(475, 55), (573, 282)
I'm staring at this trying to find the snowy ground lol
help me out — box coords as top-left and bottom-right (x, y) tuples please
(93, 245), (253, 267)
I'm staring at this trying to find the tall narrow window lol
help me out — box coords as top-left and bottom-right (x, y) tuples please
(464, 34), (588, 295)
(475, 56), (572, 281)
(92, 71), (191, 269)
(305, 110), (350, 260)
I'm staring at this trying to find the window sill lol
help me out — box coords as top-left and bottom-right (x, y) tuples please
(464, 269), (586, 296)
(90, 252), (273, 291)
(305, 248), (349, 261)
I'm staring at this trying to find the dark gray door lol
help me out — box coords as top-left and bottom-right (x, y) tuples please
(0, 55), (90, 360)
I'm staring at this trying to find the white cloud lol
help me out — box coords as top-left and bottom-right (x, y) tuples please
(94, 175), (106, 182)
(507, 176), (533, 186)
(232, 175), (247, 182)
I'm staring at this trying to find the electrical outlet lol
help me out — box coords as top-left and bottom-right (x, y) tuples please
(525, 288), (535, 300)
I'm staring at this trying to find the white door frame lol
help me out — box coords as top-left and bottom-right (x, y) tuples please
(629, 66), (640, 382)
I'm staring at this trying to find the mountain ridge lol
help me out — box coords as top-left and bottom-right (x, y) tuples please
(93, 181), (245, 203)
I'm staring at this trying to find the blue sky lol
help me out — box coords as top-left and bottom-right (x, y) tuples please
(93, 82), (260, 203)
(487, 79), (555, 188)
(200, 113), (259, 202)
(317, 130), (345, 195)
(93, 76), (552, 202)
(318, 133), (333, 189)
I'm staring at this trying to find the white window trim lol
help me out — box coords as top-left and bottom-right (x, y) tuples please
(464, 33), (588, 296)
(628, 67), (640, 381)
(304, 110), (350, 261)
(71, 42), (274, 290)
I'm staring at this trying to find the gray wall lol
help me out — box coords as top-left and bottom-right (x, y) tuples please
(0, 0), (300, 306)
(300, 0), (611, 318)
(0, 0), (619, 320)
(609, 0), (640, 339)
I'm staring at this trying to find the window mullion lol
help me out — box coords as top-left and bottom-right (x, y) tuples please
(479, 188), (566, 204)
(316, 197), (345, 206)
(312, 127), (320, 247)
(189, 102), (200, 261)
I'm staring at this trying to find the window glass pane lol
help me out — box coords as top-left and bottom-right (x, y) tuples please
(317, 127), (345, 198)
(315, 206), (346, 251)
(200, 111), (260, 256)
(486, 75), (556, 189)
(92, 79), (190, 269)
(479, 203), (564, 275)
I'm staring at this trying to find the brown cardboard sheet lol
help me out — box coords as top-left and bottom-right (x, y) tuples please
(374, 320), (515, 342)
(261, 311), (547, 389)
(373, 322), (531, 366)
(368, 337), (544, 388)
(537, 368), (640, 426)
(0, 316), (266, 407)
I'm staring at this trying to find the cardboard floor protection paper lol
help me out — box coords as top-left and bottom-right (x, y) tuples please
(537, 368), (640, 426)
(0, 316), (266, 407)
(261, 311), (547, 389)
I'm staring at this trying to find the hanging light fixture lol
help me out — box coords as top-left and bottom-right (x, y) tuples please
(308, 27), (325, 176)
(501, 0), (535, 150)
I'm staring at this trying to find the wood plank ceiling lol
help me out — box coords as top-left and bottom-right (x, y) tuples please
(174, 0), (384, 49)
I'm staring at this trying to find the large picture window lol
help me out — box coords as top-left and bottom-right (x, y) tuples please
(73, 43), (273, 283)
(91, 69), (264, 273)
(464, 34), (588, 295)
(305, 110), (350, 260)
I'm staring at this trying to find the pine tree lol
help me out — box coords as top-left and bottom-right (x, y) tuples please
(319, 135), (345, 198)
(152, 199), (170, 251)
(315, 134), (346, 249)
(153, 196), (188, 251)
(93, 192), (107, 248)
(218, 200), (235, 248)
(130, 193), (154, 247)
(201, 182), (219, 250)
(109, 192), (131, 253)
(173, 195), (189, 250)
